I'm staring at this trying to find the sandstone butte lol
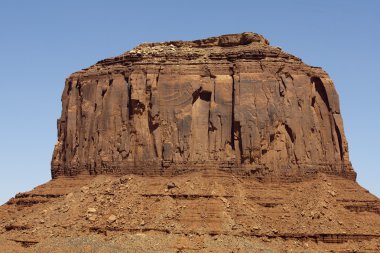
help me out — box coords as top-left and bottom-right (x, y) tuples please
(1, 32), (379, 252)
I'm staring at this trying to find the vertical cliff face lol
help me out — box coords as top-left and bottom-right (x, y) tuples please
(51, 32), (355, 181)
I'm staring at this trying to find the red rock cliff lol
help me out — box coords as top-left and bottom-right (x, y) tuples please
(51, 32), (355, 181)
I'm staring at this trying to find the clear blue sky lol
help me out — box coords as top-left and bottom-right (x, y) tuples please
(0, 0), (379, 204)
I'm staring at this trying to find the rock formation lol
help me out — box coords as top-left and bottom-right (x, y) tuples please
(1, 172), (380, 252)
(1, 33), (378, 252)
(51, 32), (356, 181)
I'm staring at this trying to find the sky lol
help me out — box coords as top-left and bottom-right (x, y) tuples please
(0, 0), (379, 204)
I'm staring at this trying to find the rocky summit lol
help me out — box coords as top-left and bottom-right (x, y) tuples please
(1, 33), (379, 252)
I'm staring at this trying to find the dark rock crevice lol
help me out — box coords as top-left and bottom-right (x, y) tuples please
(230, 64), (236, 151)
(284, 123), (296, 143)
(334, 119), (344, 160)
(127, 82), (133, 120)
(311, 76), (330, 111)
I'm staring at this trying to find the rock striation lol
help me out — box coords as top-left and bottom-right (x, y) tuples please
(1, 171), (380, 252)
(51, 32), (356, 181)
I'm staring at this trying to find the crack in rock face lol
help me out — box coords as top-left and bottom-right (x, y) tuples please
(51, 32), (356, 181)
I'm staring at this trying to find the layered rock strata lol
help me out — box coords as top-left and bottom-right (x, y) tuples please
(1, 172), (380, 252)
(52, 32), (355, 181)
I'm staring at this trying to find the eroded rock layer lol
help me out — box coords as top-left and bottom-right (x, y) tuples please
(1, 172), (380, 252)
(52, 32), (355, 181)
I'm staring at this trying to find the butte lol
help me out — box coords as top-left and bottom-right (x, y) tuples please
(1, 33), (379, 252)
